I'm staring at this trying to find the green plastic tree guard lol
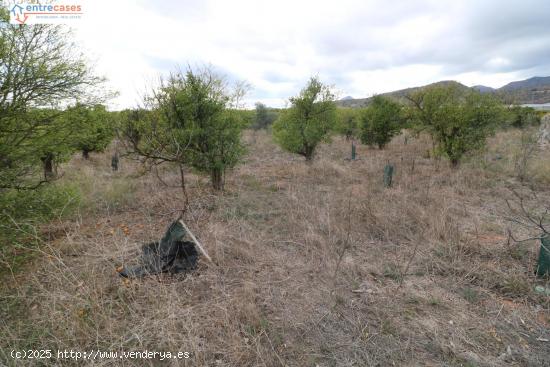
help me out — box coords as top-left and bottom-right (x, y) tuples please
(351, 142), (356, 160)
(536, 234), (550, 278)
(111, 154), (119, 171)
(383, 164), (394, 188)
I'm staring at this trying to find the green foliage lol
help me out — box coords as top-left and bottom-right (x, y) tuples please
(272, 77), (336, 161)
(252, 102), (277, 130)
(123, 67), (247, 190)
(0, 17), (104, 189)
(2, 108), (69, 184)
(188, 109), (247, 189)
(118, 108), (149, 146)
(334, 108), (360, 140)
(0, 183), (80, 272)
(235, 108), (255, 129)
(360, 96), (403, 148)
(407, 84), (505, 166)
(67, 104), (114, 158)
(0, 15), (104, 272)
(0, 184), (80, 233)
(0, 7), (8, 22)
(507, 105), (540, 128)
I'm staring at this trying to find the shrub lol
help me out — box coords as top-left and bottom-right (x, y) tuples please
(507, 106), (540, 128)
(334, 108), (360, 140)
(360, 95), (403, 149)
(272, 77), (336, 161)
(122, 67), (247, 191)
(407, 83), (505, 167)
(0, 11), (104, 190)
(0, 183), (80, 272)
(252, 102), (277, 130)
(68, 104), (115, 159)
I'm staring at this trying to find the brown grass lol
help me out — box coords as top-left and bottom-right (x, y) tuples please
(1, 129), (550, 366)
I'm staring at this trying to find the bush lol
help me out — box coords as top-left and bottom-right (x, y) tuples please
(68, 104), (115, 159)
(122, 67), (247, 191)
(0, 12), (104, 190)
(252, 102), (278, 130)
(407, 83), (505, 167)
(507, 106), (540, 128)
(0, 184), (80, 272)
(272, 77), (336, 161)
(360, 95), (403, 148)
(334, 108), (360, 140)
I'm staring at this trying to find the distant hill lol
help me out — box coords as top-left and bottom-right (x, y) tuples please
(337, 80), (468, 108)
(497, 76), (550, 104)
(472, 85), (495, 93)
(499, 76), (550, 91)
(338, 76), (550, 107)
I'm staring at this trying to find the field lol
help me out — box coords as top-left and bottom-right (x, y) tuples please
(1, 129), (550, 366)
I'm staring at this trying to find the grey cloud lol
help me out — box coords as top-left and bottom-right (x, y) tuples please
(308, 0), (550, 81)
(130, 0), (550, 105)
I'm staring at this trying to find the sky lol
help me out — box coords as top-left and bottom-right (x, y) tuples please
(70, 0), (550, 109)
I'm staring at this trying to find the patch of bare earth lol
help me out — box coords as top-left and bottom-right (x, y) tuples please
(1, 130), (549, 366)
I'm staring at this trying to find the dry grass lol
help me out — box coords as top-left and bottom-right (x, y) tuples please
(1, 130), (550, 366)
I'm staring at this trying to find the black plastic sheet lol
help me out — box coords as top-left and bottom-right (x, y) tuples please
(119, 221), (198, 278)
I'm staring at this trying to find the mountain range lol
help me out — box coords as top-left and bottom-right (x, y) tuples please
(338, 76), (550, 108)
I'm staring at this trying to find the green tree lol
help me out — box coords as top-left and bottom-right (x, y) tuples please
(35, 108), (84, 180)
(507, 105), (540, 128)
(0, 11), (104, 190)
(118, 108), (148, 146)
(68, 104), (114, 159)
(0, 9), (105, 254)
(407, 83), (504, 167)
(188, 109), (246, 190)
(252, 102), (277, 130)
(335, 108), (360, 140)
(272, 77), (336, 161)
(123, 67), (247, 193)
(360, 96), (402, 148)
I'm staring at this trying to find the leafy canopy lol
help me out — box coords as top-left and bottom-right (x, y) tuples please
(272, 77), (336, 161)
(360, 95), (403, 149)
(122, 67), (247, 190)
(0, 15), (105, 189)
(334, 108), (360, 140)
(67, 104), (114, 157)
(0, 12), (105, 250)
(252, 102), (277, 130)
(507, 105), (540, 128)
(407, 83), (505, 166)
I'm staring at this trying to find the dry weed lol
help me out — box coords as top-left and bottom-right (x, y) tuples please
(1, 130), (550, 366)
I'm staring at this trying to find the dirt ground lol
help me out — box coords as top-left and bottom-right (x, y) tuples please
(1, 129), (550, 366)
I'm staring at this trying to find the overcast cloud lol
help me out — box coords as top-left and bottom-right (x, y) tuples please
(72, 0), (550, 109)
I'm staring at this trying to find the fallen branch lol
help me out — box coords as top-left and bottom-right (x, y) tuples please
(178, 219), (214, 264)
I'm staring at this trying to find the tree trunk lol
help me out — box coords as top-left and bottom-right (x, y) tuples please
(82, 150), (90, 159)
(304, 145), (315, 163)
(42, 153), (54, 180)
(211, 168), (224, 191)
